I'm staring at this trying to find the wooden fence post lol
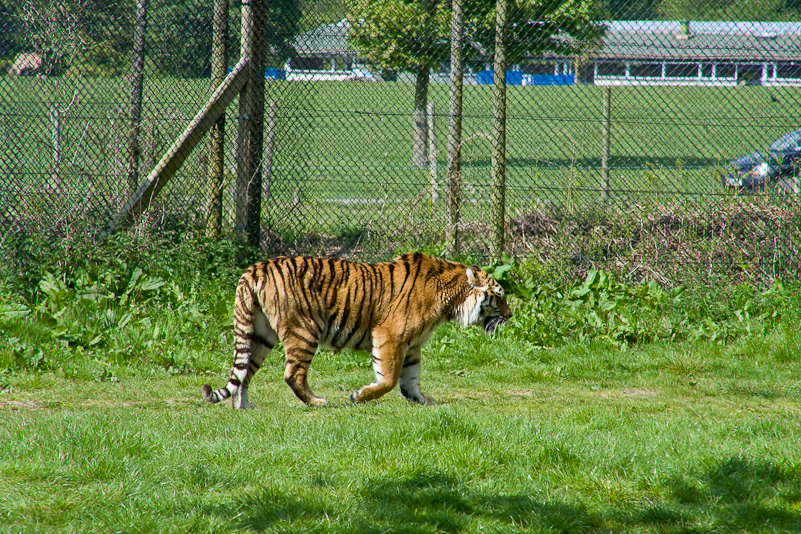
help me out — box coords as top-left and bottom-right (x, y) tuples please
(490, 0), (507, 262)
(125, 0), (148, 194)
(104, 59), (250, 237)
(446, 0), (464, 257)
(205, 0), (229, 238)
(234, 0), (268, 249)
(50, 105), (61, 193)
(601, 86), (611, 200)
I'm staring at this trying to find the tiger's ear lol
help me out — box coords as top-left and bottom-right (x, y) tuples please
(466, 266), (479, 286)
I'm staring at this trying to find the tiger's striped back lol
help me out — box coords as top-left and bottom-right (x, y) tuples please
(201, 252), (512, 409)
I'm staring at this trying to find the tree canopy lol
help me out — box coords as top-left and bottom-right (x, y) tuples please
(346, 0), (451, 72)
(346, 0), (607, 76)
(0, 0), (302, 77)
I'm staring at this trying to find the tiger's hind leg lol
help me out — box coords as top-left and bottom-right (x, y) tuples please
(398, 345), (436, 405)
(282, 331), (327, 407)
(202, 294), (278, 409)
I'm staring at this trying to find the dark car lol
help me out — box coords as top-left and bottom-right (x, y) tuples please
(724, 129), (801, 192)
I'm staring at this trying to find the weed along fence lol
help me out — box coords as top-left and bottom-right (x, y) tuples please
(1, 1), (800, 286)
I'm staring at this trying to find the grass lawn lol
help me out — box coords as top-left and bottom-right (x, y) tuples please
(1, 221), (800, 533)
(3, 76), (798, 214)
(2, 327), (800, 534)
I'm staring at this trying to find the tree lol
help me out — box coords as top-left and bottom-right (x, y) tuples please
(466, 0), (606, 66)
(347, 0), (451, 168)
(656, 0), (800, 20)
(0, 0), (304, 78)
(600, 0), (659, 20)
(146, 0), (301, 78)
(2, 0), (135, 76)
(347, 0), (606, 168)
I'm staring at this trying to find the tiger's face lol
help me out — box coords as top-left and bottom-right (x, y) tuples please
(464, 267), (513, 335)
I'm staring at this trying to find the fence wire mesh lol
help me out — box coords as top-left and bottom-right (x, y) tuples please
(1, 0), (800, 286)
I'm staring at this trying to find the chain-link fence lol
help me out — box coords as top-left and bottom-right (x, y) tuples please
(1, 0), (800, 286)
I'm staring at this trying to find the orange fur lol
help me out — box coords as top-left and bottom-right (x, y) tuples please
(201, 252), (512, 409)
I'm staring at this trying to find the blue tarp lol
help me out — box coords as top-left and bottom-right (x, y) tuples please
(265, 68), (286, 80)
(477, 70), (523, 85)
(225, 68), (286, 80)
(527, 74), (575, 85)
(477, 71), (575, 86)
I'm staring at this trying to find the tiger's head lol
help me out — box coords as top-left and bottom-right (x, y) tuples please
(457, 266), (513, 335)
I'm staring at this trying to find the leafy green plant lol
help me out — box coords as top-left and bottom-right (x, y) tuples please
(34, 266), (168, 349)
(498, 258), (799, 349)
(481, 254), (548, 300)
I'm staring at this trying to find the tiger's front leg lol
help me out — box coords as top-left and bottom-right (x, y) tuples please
(350, 327), (406, 403)
(398, 345), (436, 405)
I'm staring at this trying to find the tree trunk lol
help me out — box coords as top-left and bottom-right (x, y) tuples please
(428, 101), (439, 203)
(412, 63), (429, 168)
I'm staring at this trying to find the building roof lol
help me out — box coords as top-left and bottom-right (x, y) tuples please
(290, 20), (353, 56)
(597, 20), (801, 62)
(290, 19), (801, 63)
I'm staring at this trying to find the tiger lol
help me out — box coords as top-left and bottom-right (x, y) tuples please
(201, 252), (512, 409)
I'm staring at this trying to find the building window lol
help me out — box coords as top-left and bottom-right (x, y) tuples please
(776, 62), (801, 79)
(665, 62), (698, 78)
(522, 61), (556, 75)
(292, 56), (325, 70)
(596, 61), (626, 76)
(715, 63), (736, 78)
(737, 64), (763, 85)
(630, 62), (662, 77)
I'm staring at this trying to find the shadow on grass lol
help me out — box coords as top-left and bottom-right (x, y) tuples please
(658, 457), (801, 532)
(468, 156), (720, 172)
(209, 457), (801, 533)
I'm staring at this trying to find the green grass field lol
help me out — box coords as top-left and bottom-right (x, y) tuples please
(1, 232), (800, 533)
(2, 329), (800, 533)
(3, 76), (799, 221)
(4, 75), (800, 277)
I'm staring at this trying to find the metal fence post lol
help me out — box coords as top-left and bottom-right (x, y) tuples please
(446, 0), (464, 257)
(490, 0), (507, 262)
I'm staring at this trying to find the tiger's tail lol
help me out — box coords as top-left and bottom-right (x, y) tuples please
(201, 382), (235, 404)
(201, 274), (260, 405)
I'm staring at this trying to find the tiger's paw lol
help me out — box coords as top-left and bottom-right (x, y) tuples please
(349, 390), (373, 404)
(232, 389), (256, 410)
(307, 397), (329, 407)
(421, 394), (437, 405)
(400, 386), (437, 405)
(409, 393), (437, 405)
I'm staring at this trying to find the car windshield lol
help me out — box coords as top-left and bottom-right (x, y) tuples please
(733, 152), (764, 169)
(769, 130), (801, 153)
